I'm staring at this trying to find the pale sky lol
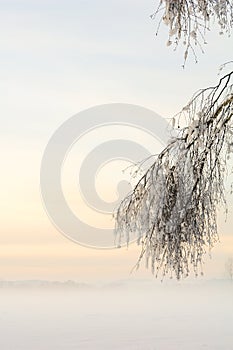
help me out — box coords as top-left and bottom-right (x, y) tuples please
(1, 0), (233, 282)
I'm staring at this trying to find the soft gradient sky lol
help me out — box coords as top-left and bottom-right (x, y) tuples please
(1, 0), (233, 282)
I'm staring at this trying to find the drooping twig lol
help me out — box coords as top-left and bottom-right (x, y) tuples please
(115, 70), (233, 280)
(151, 0), (233, 64)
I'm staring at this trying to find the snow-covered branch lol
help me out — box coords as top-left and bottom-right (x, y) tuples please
(152, 0), (233, 64)
(115, 70), (233, 280)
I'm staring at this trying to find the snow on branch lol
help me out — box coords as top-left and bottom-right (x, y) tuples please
(115, 69), (233, 280)
(151, 0), (233, 64)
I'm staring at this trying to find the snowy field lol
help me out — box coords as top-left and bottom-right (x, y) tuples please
(0, 280), (232, 350)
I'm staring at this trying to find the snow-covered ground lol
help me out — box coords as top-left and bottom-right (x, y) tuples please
(0, 280), (232, 350)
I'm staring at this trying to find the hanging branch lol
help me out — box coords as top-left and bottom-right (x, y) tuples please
(151, 0), (233, 64)
(115, 70), (233, 280)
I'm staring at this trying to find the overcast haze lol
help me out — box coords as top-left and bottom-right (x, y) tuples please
(1, 0), (233, 282)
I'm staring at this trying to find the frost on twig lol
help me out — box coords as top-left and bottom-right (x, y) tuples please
(151, 0), (233, 64)
(115, 70), (233, 280)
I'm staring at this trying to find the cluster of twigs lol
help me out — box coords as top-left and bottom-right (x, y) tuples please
(151, 0), (233, 64)
(115, 70), (233, 280)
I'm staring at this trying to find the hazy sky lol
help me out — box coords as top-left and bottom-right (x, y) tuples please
(1, 0), (233, 282)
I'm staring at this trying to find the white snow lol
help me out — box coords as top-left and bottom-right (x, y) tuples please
(0, 280), (232, 350)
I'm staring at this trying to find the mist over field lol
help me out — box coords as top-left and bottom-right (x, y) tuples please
(1, 1), (233, 350)
(0, 279), (232, 350)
